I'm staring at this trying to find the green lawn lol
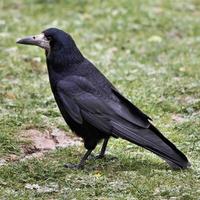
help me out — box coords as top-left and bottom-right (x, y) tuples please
(0, 0), (200, 199)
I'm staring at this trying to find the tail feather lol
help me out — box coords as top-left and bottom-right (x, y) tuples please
(111, 120), (190, 169)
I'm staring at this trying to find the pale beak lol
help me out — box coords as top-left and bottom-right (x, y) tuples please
(16, 33), (50, 51)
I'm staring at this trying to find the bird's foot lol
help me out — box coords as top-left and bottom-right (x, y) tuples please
(64, 163), (84, 170)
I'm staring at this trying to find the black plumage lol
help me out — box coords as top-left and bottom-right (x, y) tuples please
(17, 28), (190, 169)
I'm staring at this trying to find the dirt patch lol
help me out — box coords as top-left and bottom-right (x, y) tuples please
(2, 128), (81, 165)
(21, 128), (81, 154)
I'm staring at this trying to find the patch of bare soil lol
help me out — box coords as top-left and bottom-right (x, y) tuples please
(2, 128), (81, 165)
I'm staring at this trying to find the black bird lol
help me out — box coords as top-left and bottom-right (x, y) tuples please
(17, 28), (190, 169)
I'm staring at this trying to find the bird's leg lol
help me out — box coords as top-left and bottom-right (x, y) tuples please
(96, 138), (109, 159)
(64, 149), (93, 169)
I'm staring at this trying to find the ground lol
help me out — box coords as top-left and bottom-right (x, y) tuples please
(0, 0), (200, 199)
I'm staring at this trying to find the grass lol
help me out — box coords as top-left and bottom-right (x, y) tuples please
(0, 0), (200, 199)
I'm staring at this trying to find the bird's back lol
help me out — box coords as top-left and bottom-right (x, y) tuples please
(57, 58), (119, 102)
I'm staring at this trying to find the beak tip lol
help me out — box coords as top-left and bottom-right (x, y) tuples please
(16, 38), (23, 44)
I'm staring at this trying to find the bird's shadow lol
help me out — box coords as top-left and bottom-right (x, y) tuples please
(63, 148), (183, 174)
(84, 154), (169, 173)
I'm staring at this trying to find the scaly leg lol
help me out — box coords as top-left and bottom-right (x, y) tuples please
(64, 149), (93, 169)
(96, 138), (109, 159)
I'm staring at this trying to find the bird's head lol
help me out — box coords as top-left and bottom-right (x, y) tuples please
(17, 28), (74, 53)
(17, 28), (84, 66)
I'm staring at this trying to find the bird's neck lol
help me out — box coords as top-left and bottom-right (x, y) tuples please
(46, 47), (85, 88)
(46, 47), (84, 72)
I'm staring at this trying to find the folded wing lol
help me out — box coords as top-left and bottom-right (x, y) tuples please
(56, 76), (190, 169)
